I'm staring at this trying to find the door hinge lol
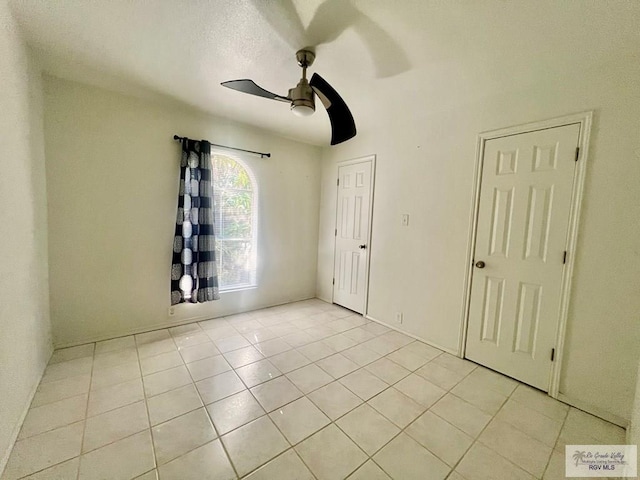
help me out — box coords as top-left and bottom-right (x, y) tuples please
(551, 348), (556, 362)
(335, 228), (337, 236)
(337, 178), (340, 186)
(332, 278), (335, 285)
(563, 251), (567, 264)
(575, 147), (580, 162)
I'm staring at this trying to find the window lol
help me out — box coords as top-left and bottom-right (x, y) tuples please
(212, 153), (257, 291)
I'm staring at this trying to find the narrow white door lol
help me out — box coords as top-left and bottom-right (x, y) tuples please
(333, 160), (373, 313)
(466, 124), (580, 390)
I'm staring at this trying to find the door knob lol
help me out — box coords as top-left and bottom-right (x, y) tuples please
(475, 261), (485, 269)
(359, 244), (367, 249)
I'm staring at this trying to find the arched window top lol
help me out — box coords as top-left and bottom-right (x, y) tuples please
(211, 152), (257, 291)
(212, 154), (254, 190)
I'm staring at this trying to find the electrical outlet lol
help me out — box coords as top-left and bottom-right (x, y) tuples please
(168, 306), (175, 317)
(401, 214), (409, 226)
(395, 312), (403, 324)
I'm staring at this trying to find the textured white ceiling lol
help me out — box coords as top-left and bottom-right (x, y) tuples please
(9, 0), (640, 146)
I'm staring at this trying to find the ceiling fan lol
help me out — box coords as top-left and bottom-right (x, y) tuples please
(221, 49), (356, 145)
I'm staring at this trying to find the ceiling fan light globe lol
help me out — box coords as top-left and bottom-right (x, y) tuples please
(291, 102), (315, 117)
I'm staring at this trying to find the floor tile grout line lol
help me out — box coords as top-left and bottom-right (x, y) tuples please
(508, 393), (570, 424)
(36, 343), (158, 477)
(73, 342), (97, 480)
(14, 391), (91, 441)
(181, 314), (388, 477)
(315, 349), (465, 478)
(10, 304), (336, 477)
(84, 380), (146, 416)
(8, 420), (88, 480)
(233, 406), (311, 479)
(28, 301), (602, 480)
(137, 334), (161, 477)
(484, 392), (565, 476)
(352, 357), (530, 478)
(241, 447), (320, 480)
(335, 372), (465, 478)
(544, 401), (572, 477)
(445, 382), (548, 479)
(170, 317), (391, 399)
(265, 349), (447, 477)
(495, 392), (569, 444)
(257, 397), (368, 480)
(13, 349), (96, 479)
(23, 340), (455, 479)
(27, 371), (92, 409)
(177, 329), (243, 480)
(444, 397), (512, 476)
(42, 300), (346, 354)
(73, 422), (153, 458)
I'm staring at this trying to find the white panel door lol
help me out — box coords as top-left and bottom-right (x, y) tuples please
(333, 161), (372, 313)
(466, 124), (580, 390)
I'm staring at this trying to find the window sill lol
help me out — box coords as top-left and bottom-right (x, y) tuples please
(219, 284), (258, 294)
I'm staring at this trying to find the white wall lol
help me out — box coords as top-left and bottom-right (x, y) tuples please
(0, 0), (52, 472)
(317, 56), (640, 423)
(44, 76), (321, 347)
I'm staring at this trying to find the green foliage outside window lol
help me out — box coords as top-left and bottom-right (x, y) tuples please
(212, 154), (256, 289)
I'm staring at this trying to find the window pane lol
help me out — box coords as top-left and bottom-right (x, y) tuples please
(212, 153), (257, 291)
(213, 155), (252, 189)
(220, 190), (252, 239)
(217, 239), (253, 287)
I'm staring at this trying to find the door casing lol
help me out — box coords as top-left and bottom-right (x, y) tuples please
(459, 112), (593, 398)
(332, 155), (377, 315)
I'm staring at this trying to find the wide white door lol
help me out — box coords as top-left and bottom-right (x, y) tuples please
(466, 124), (580, 390)
(333, 160), (373, 313)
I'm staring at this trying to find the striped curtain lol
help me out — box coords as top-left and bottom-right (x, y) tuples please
(171, 138), (220, 305)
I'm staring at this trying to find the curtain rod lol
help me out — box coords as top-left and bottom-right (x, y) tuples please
(173, 135), (271, 158)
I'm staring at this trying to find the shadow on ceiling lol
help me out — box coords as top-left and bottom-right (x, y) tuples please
(250, 0), (411, 78)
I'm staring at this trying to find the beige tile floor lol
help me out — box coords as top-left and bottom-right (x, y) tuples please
(1, 299), (627, 480)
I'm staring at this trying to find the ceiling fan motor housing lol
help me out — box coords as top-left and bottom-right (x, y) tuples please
(288, 79), (315, 116)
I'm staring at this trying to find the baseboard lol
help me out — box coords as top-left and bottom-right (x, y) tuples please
(356, 311), (630, 429)
(53, 296), (317, 349)
(364, 314), (459, 356)
(54, 314), (225, 349)
(0, 353), (50, 476)
(557, 393), (628, 429)
(315, 295), (332, 304)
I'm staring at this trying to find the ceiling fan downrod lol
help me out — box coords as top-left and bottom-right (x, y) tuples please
(289, 50), (316, 117)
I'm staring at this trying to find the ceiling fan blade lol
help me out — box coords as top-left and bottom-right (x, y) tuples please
(309, 73), (356, 145)
(305, 0), (360, 47)
(221, 79), (290, 103)
(354, 18), (411, 78)
(248, 0), (306, 50)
